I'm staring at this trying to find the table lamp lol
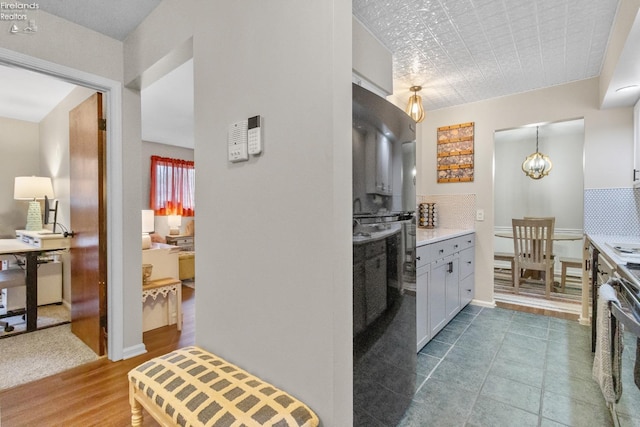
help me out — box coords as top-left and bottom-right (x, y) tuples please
(14, 176), (55, 231)
(142, 210), (154, 249)
(167, 214), (181, 235)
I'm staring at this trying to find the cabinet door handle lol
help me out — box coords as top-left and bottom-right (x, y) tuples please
(439, 249), (444, 254)
(467, 261), (472, 265)
(634, 169), (639, 182)
(416, 256), (421, 261)
(448, 262), (453, 273)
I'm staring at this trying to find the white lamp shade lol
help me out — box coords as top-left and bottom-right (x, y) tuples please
(142, 210), (155, 233)
(167, 214), (181, 227)
(14, 176), (54, 200)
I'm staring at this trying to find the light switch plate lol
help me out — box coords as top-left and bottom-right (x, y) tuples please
(476, 209), (484, 221)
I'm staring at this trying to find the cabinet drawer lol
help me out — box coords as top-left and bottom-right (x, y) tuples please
(416, 244), (430, 268)
(460, 274), (474, 306)
(456, 234), (475, 250)
(430, 239), (458, 260)
(365, 240), (386, 258)
(459, 247), (474, 279)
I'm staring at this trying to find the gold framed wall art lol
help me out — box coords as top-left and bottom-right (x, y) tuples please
(437, 122), (474, 183)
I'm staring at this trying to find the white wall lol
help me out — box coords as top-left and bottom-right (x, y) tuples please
(494, 120), (584, 229)
(125, 2), (352, 424)
(192, 4), (352, 425)
(0, 117), (39, 237)
(419, 78), (633, 305)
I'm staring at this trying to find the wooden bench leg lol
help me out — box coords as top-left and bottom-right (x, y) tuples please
(129, 381), (143, 427)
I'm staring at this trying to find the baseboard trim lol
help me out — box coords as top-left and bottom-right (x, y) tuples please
(470, 299), (496, 308)
(122, 343), (147, 360)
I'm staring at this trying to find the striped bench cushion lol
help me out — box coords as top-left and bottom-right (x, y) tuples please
(128, 346), (319, 427)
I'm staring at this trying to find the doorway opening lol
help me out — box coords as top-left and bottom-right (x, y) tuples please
(493, 118), (585, 316)
(139, 56), (195, 344)
(0, 47), (126, 365)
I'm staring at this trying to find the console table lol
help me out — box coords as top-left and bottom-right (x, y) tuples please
(142, 277), (182, 331)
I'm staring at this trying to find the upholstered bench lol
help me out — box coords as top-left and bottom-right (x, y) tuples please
(179, 251), (195, 281)
(128, 346), (319, 427)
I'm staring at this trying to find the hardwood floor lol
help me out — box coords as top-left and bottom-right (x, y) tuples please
(0, 285), (195, 426)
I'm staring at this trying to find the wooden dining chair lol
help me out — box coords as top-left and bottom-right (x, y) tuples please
(524, 216), (555, 233)
(512, 218), (555, 298)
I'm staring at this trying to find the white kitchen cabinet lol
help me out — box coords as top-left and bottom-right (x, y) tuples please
(416, 231), (475, 352)
(459, 246), (475, 307)
(416, 244), (430, 351)
(429, 255), (452, 337)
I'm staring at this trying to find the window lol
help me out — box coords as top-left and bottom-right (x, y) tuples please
(150, 155), (195, 216)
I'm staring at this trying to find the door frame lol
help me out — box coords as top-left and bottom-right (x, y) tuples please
(0, 47), (125, 361)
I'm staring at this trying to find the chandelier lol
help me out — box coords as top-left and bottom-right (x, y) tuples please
(522, 126), (552, 180)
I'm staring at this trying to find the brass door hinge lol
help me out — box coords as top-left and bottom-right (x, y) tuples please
(98, 118), (107, 131)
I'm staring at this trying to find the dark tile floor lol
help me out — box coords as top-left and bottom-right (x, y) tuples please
(399, 305), (640, 427)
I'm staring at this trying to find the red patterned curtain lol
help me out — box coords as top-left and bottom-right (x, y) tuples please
(150, 155), (195, 216)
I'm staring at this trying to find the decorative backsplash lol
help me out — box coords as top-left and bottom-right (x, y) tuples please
(584, 188), (640, 236)
(417, 194), (476, 229)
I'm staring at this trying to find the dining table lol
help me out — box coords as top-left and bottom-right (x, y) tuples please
(494, 231), (583, 241)
(494, 231), (584, 283)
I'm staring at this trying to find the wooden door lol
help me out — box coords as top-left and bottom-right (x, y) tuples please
(69, 92), (107, 356)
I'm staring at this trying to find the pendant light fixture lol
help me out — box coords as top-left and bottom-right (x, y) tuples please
(521, 126), (552, 180)
(405, 86), (425, 123)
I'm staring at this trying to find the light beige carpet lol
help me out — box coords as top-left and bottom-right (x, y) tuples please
(0, 324), (99, 390)
(0, 304), (69, 337)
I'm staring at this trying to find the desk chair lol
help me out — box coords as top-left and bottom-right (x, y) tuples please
(512, 218), (555, 298)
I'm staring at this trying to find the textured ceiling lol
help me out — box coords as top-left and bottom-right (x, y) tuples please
(353, 0), (621, 111)
(36, 0), (161, 41)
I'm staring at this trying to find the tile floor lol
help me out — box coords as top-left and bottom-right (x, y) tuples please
(399, 305), (640, 427)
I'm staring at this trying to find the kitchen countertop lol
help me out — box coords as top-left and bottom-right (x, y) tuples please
(587, 234), (640, 287)
(416, 228), (475, 247)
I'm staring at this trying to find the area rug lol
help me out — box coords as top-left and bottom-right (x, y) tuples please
(0, 324), (99, 390)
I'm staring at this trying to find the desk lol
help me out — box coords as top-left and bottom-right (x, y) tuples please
(0, 239), (67, 332)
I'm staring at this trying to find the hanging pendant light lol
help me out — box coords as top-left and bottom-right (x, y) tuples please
(405, 86), (425, 123)
(522, 126), (553, 179)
